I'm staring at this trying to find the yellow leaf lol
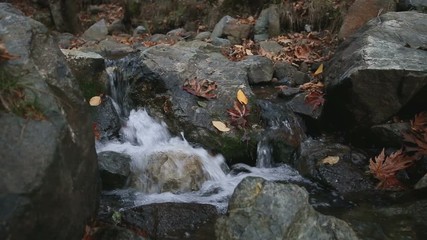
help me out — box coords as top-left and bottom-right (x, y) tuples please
(313, 63), (323, 76)
(212, 121), (230, 132)
(321, 156), (340, 165)
(89, 96), (102, 106)
(237, 89), (248, 105)
(245, 49), (253, 55)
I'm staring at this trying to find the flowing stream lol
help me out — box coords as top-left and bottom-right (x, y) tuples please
(96, 58), (313, 213)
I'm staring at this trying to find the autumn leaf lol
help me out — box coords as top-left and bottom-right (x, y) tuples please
(403, 131), (427, 157)
(212, 120), (230, 132)
(299, 81), (324, 91)
(320, 156), (339, 165)
(304, 90), (325, 111)
(313, 63), (323, 76)
(183, 78), (217, 100)
(369, 149), (416, 190)
(89, 96), (102, 106)
(237, 89), (248, 105)
(410, 112), (427, 133)
(227, 100), (250, 128)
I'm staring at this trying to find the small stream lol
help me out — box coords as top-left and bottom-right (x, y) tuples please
(96, 58), (321, 213)
(96, 108), (314, 213)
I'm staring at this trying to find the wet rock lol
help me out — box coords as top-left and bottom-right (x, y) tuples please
(61, 49), (106, 99)
(371, 122), (411, 148)
(257, 100), (306, 163)
(56, 32), (78, 49)
(293, 138), (375, 193)
(92, 96), (122, 141)
(215, 177), (359, 240)
(340, 195), (427, 239)
(83, 19), (109, 41)
(135, 150), (208, 193)
(286, 92), (323, 119)
(415, 173), (427, 189)
(92, 225), (147, 240)
(129, 40), (255, 163)
(254, 4), (281, 42)
(326, 12), (427, 128)
(238, 55), (274, 84)
(121, 202), (219, 240)
(0, 4), (99, 239)
(278, 87), (301, 98)
(98, 151), (132, 190)
(338, 0), (396, 39)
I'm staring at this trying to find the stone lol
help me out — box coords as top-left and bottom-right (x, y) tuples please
(108, 19), (126, 35)
(293, 138), (375, 193)
(326, 12), (427, 128)
(370, 122), (411, 148)
(211, 15), (235, 39)
(82, 19), (109, 41)
(0, 4), (99, 239)
(259, 40), (283, 56)
(254, 4), (281, 41)
(286, 93), (323, 119)
(98, 151), (132, 190)
(210, 37), (232, 47)
(135, 150), (207, 193)
(274, 61), (309, 86)
(61, 49), (106, 99)
(92, 96), (122, 141)
(238, 55), (274, 84)
(133, 25), (147, 36)
(120, 203), (219, 240)
(222, 21), (252, 44)
(415, 173), (427, 189)
(215, 177), (359, 240)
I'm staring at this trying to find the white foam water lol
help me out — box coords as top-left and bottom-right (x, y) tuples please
(97, 109), (310, 212)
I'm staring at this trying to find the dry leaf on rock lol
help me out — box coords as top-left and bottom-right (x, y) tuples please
(320, 156), (339, 165)
(237, 89), (248, 105)
(313, 63), (324, 76)
(89, 96), (102, 106)
(212, 120), (230, 132)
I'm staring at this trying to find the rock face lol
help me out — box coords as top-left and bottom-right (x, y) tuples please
(325, 12), (427, 128)
(98, 151), (132, 190)
(215, 177), (359, 240)
(293, 138), (375, 194)
(0, 4), (99, 240)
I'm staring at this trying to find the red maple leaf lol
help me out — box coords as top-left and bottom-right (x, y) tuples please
(227, 101), (250, 128)
(369, 149), (416, 190)
(304, 90), (325, 111)
(182, 78), (217, 100)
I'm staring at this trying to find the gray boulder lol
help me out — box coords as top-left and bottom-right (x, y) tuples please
(325, 12), (427, 127)
(0, 4), (99, 240)
(238, 55), (274, 84)
(82, 19), (109, 42)
(98, 151), (132, 190)
(254, 4), (281, 42)
(134, 150), (208, 193)
(215, 177), (359, 240)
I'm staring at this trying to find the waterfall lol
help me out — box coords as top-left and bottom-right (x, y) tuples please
(97, 57), (310, 211)
(256, 139), (272, 168)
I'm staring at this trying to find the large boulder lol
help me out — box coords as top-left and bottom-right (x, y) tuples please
(215, 177), (359, 240)
(0, 4), (99, 240)
(325, 12), (427, 128)
(126, 40), (305, 164)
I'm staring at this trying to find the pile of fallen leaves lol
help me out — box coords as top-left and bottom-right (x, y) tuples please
(369, 112), (427, 190)
(221, 31), (338, 68)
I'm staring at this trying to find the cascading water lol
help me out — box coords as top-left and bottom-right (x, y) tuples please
(97, 57), (312, 212)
